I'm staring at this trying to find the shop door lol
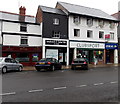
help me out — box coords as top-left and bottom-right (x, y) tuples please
(89, 50), (93, 64)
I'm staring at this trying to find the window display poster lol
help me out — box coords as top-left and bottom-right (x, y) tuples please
(46, 49), (58, 60)
(59, 53), (63, 62)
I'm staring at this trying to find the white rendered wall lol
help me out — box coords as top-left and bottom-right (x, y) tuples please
(69, 16), (118, 43)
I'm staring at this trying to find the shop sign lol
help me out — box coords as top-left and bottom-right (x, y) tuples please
(70, 41), (104, 49)
(105, 43), (118, 49)
(45, 40), (67, 45)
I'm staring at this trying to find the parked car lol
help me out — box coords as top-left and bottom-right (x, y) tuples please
(0, 57), (23, 74)
(71, 58), (88, 70)
(35, 58), (62, 71)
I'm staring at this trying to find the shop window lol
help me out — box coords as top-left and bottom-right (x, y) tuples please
(53, 18), (59, 25)
(52, 31), (60, 38)
(32, 53), (39, 62)
(15, 53), (29, 62)
(87, 30), (93, 38)
(93, 50), (103, 61)
(74, 29), (80, 37)
(73, 16), (80, 24)
(20, 36), (28, 45)
(110, 32), (114, 40)
(87, 18), (93, 27)
(20, 23), (27, 32)
(99, 31), (104, 39)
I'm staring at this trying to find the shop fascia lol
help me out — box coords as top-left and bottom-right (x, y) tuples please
(70, 41), (105, 49)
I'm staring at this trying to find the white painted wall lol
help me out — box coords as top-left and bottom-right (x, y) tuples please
(0, 21), (2, 44)
(3, 35), (20, 46)
(2, 21), (42, 46)
(3, 34), (42, 46)
(69, 16), (118, 43)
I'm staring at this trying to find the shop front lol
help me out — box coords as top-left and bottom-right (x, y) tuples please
(2, 46), (42, 66)
(105, 43), (118, 64)
(70, 41), (105, 65)
(42, 38), (69, 65)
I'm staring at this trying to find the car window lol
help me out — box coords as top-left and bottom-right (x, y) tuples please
(0, 58), (3, 62)
(5, 58), (11, 63)
(10, 59), (16, 63)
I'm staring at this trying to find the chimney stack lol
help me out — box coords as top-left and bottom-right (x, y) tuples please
(19, 6), (26, 22)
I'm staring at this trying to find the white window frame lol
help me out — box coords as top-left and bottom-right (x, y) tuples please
(109, 22), (115, 29)
(74, 29), (80, 37)
(20, 23), (27, 32)
(87, 30), (93, 38)
(20, 36), (28, 45)
(73, 16), (80, 24)
(110, 32), (114, 40)
(99, 31), (104, 39)
(87, 18), (93, 27)
(98, 20), (104, 28)
(52, 31), (60, 38)
(53, 18), (59, 25)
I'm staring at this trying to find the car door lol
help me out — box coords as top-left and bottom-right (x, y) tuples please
(4, 58), (13, 71)
(11, 59), (19, 70)
(54, 59), (60, 69)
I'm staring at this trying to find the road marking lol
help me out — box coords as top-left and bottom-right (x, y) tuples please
(0, 92), (16, 96)
(76, 85), (87, 87)
(94, 83), (104, 86)
(54, 86), (67, 90)
(110, 81), (118, 84)
(28, 89), (43, 93)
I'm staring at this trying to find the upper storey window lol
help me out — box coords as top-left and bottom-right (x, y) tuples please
(73, 16), (80, 24)
(20, 23), (27, 32)
(98, 20), (104, 28)
(87, 18), (93, 27)
(53, 18), (59, 25)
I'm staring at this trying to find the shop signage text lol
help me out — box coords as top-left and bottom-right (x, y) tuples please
(105, 43), (118, 49)
(70, 41), (104, 49)
(45, 40), (67, 45)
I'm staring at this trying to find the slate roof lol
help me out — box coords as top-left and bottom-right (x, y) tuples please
(57, 1), (118, 21)
(39, 5), (66, 15)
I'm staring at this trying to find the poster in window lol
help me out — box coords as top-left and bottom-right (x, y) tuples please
(46, 49), (58, 60)
(59, 53), (63, 62)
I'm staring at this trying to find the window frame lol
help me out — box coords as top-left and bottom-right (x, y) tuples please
(53, 18), (59, 25)
(20, 36), (28, 45)
(87, 30), (93, 38)
(74, 29), (80, 37)
(99, 31), (104, 39)
(87, 18), (93, 27)
(20, 23), (27, 32)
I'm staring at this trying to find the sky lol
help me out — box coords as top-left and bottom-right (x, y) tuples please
(0, 0), (119, 16)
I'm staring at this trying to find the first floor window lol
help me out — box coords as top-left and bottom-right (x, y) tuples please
(21, 36), (28, 45)
(87, 30), (93, 38)
(99, 31), (104, 39)
(74, 29), (80, 37)
(87, 18), (93, 27)
(52, 31), (60, 38)
(110, 32), (114, 40)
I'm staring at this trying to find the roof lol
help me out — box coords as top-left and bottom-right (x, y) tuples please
(57, 1), (118, 21)
(39, 5), (66, 15)
(112, 12), (118, 19)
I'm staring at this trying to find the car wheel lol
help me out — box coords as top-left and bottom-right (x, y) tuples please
(18, 66), (22, 72)
(2, 67), (7, 74)
(52, 66), (55, 71)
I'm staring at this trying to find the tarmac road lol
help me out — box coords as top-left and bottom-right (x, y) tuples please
(1, 66), (119, 103)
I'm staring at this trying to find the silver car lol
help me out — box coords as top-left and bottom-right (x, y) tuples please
(0, 57), (23, 74)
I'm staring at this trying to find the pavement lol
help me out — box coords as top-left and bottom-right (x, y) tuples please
(23, 63), (120, 71)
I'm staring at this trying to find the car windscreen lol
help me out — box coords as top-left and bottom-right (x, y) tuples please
(73, 58), (85, 63)
(0, 58), (3, 62)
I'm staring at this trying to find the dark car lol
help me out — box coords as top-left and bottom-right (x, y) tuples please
(71, 58), (88, 70)
(35, 58), (62, 71)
